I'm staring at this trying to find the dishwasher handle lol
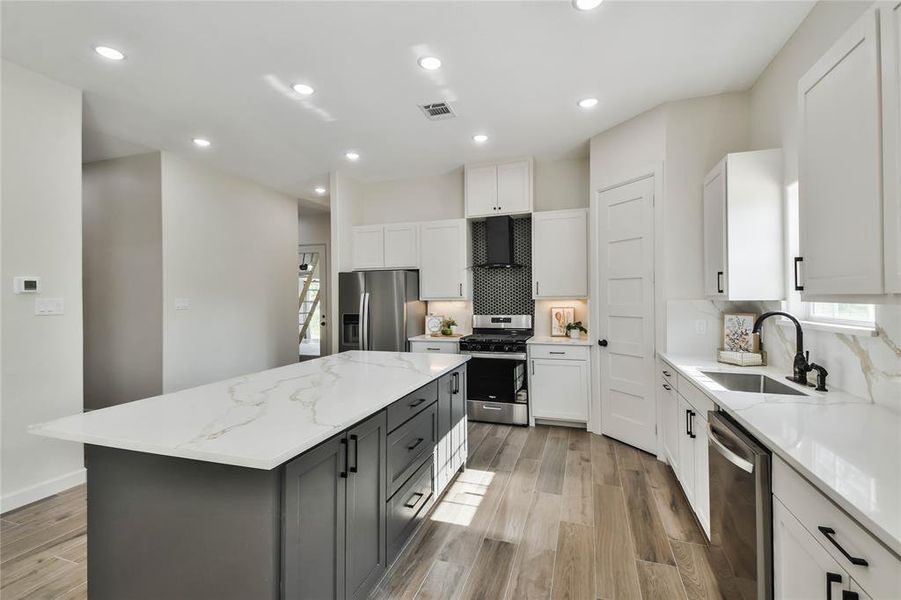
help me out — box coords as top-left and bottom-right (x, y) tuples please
(707, 421), (754, 474)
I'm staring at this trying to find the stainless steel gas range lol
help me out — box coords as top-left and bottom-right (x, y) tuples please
(459, 315), (532, 426)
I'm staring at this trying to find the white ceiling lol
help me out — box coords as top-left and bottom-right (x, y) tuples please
(2, 1), (813, 200)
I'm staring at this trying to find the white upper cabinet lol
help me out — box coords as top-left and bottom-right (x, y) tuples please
(419, 219), (471, 300)
(383, 224), (418, 268)
(352, 225), (385, 270)
(703, 149), (784, 300)
(798, 7), (885, 296)
(352, 223), (418, 270)
(532, 209), (588, 298)
(882, 1), (901, 294)
(464, 158), (533, 218)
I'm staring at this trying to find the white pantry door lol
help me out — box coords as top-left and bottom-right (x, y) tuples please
(596, 176), (656, 453)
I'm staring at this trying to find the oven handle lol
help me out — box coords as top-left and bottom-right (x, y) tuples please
(461, 351), (527, 361)
(707, 422), (754, 474)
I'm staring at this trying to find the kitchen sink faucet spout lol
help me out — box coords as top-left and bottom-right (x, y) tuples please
(752, 311), (812, 386)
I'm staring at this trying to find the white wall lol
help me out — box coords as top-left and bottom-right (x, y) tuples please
(534, 157), (590, 212)
(328, 171), (360, 352)
(160, 152), (298, 392)
(83, 153), (163, 409)
(298, 211), (330, 246)
(1, 62), (85, 511)
(355, 168), (464, 225)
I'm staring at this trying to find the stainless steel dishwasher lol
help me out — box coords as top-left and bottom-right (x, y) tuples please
(708, 410), (773, 600)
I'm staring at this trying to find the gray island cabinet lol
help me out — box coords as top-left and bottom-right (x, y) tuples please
(30, 351), (469, 600)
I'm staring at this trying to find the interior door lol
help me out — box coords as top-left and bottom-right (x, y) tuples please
(703, 160), (727, 297)
(596, 176), (657, 453)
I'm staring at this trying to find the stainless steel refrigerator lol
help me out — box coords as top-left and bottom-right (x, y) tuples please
(338, 270), (426, 352)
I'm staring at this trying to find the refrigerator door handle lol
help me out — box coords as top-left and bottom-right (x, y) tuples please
(362, 293), (371, 350)
(358, 292), (366, 350)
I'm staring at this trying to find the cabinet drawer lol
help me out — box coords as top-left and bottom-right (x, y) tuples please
(658, 359), (676, 388)
(528, 344), (590, 361)
(387, 458), (434, 562)
(773, 456), (901, 598)
(676, 374), (716, 414)
(409, 341), (458, 354)
(387, 380), (438, 432)
(387, 403), (437, 497)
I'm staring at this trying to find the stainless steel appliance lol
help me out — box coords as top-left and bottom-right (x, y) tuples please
(338, 270), (426, 352)
(708, 410), (773, 600)
(459, 315), (532, 425)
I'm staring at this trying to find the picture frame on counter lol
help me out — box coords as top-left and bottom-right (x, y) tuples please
(425, 314), (445, 336)
(551, 306), (575, 337)
(722, 312), (758, 352)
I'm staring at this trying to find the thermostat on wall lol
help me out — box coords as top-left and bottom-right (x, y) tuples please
(13, 276), (41, 294)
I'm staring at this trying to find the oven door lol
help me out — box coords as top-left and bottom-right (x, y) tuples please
(464, 353), (529, 425)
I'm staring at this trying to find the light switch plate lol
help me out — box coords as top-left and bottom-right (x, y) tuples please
(174, 298), (191, 311)
(35, 297), (64, 316)
(695, 319), (708, 335)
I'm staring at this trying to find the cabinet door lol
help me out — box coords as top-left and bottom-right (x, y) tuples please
(283, 435), (347, 600)
(409, 341), (457, 354)
(450, 368), (466, 472)
(774, 498), (851, 600)
(530, 358), (589, 422)
(799, 8), (884, 295)
(383, 223), (419, 268)
(496, 160), (531, 214)
(659, 379), (679, 469)
(353, 226), (385, 270)
(676, 396), (695, 506)
(692, 409), (710, 537)
(532, 209), (588, 298)
(883, 1), (901, 294)
(419, 220), (468, 300)
(435, 372), (453, 494)
(465, 165), (498, 217)
(703, 160), (727, 298)
(345, 412), (387, 600)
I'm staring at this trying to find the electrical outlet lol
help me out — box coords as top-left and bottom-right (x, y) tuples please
(34, 297), (65, 316)
(174, 298), (191, 311)
(695, 319), (708, 335)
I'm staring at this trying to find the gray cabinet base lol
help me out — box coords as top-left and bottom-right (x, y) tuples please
(86, 445), (281, 600)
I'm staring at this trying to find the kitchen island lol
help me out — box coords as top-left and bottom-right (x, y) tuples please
(30, 351), (469, 600)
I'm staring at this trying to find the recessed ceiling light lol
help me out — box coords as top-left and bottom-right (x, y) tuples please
(192, 138), (211, 148)
(94, 46), (125, 61)
(314, 186), (327, 195)
(472, 134), (489, 144)
(577, 97), (599, 109)
(572, 0), (604, 10)
(418, 56), (442, 71)
(292, 83), (315, 96)
(345, 151), (360, 161)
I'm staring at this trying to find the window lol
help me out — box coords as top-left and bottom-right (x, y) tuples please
(808, 302), (875, 327)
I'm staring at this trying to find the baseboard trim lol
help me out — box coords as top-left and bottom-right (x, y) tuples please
(1, 468), (86, 514)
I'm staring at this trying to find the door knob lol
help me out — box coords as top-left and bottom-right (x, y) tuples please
(598, 339), (608, 347)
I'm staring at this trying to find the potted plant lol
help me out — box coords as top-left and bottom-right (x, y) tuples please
(440, 318), (458, 336)
(565, 321), (587, 339)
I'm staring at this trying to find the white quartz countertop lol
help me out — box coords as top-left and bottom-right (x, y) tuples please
(659, 353), (901, 556)
(527, 335), (592, 346)
(30, 351), (469, 470)
(408, 334), (463, 342)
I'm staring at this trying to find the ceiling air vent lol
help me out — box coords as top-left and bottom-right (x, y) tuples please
(419, 101), (456, 121)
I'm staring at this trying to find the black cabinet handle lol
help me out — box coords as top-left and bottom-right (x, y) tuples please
(349, 434), (358, 474)
(663, 370), (671, 377)
(340, 438), (348, 478)
(662, 383), (672, 391)
(426, 347), (441, 351)
(452, 372), (460, 394)
(685, 410), (691, 436)
(843, 591), (859, 600)
(549, 351), (566, 355)
(794, 256), (804, 291)
(598, 339), (608, 347)
(688, 410), (696, 439)
(407, 437), (424, 452)
(716, 271), (724, 294)
(409, 397), (427, 408)
(826, 572), (842, 600)
(403, 491), (424, 509)
(818, 526), (869, 566)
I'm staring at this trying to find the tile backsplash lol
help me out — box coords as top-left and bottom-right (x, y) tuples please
(471, 218), (533, 317)
(666, 299), (901, 409)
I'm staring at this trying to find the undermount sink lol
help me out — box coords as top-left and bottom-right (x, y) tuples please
(701, 371), (808, 396)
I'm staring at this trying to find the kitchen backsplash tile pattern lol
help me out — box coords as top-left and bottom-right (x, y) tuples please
(667, 299), (901, 409)
(471, 218), (534, 317)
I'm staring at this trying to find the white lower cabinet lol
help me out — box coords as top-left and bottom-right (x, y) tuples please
(676, 394), (696, 507)
(528, 345), (589, 423)
(657, 362), (678, 469)
(409, 340), (459, 354)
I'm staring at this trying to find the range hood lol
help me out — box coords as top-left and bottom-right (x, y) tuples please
(475, 216), (522, 269)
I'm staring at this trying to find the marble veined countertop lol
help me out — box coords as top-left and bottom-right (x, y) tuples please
(30, 351), (469, 470)
(527, 335), (592, 346)
(408, 334), (462, 342)
(660, 353), (901, 556)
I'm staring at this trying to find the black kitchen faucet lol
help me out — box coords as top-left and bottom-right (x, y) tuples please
(752, 311), (826, 390)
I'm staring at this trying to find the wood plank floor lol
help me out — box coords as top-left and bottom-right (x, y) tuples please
(0, 423), (734, 600)
(372, 423), (737, 600)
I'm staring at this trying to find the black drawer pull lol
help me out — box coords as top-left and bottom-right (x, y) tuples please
(407, 437), (424, 452)
(662, 383), (671, 391)
(426, 347), (441, 351)
(818, 526), (869, 566)
(349, 434), (358, 474)
(403, 491), (424, 509)
(826, 572), (842, 600)
(662, 370), (671, 377)
(549, 351), (566, 355)
(843, 591), (859, 600)
(408, 398), (427, 408)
